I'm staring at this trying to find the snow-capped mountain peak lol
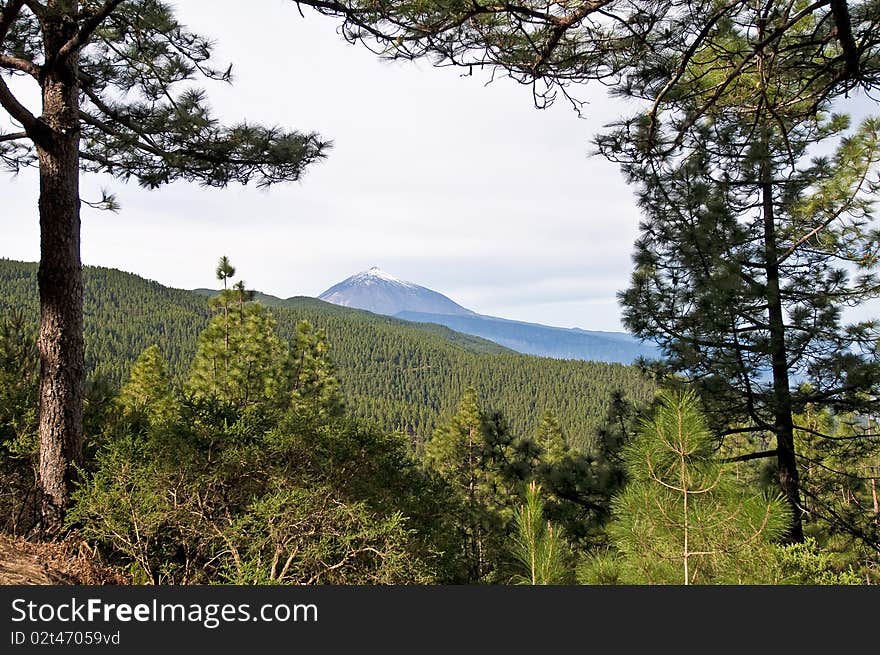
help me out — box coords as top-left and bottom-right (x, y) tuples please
(318, 268), (473, 317)
(351, 267), (412, 286)
(316, 268), (656, 363)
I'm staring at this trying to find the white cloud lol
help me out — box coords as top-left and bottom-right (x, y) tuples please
(3, 1), (650, 332)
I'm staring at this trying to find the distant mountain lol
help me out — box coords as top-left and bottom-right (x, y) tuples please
(396, 312), (655, 364)
(318, 267), (474, 317)
(319, 269), (657, 364)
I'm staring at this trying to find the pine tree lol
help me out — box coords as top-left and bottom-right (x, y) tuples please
(215, 256), (236, 373)
(288, 321), (343, 418)
(535, 410), (567, 464)
(0, 1), (329, 531)
(583, 4), (880, 545)
(424, 388), (510, 582)
(116, 345), (177, 426)
(187, 300), (285, 408)
(586, 390), (790, 585)
(215, 257), (236, 290)
(510, 481), (569, 585)
(608, 103), (880, 543)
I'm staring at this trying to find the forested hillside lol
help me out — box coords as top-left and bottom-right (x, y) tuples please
(3, 0), (880, 593)
(1, 260), (654, 449)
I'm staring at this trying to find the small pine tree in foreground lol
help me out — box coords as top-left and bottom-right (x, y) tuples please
(581, 390), (790, 585)
(510, 481), (570, 584)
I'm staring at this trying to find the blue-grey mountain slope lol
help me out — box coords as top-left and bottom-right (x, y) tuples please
(395, 311), (655, 364)
(318, 267), (474, 317)
(318, 269), (656, 364)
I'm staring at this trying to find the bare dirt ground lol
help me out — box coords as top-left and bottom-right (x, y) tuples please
(0, 533), (127, 585)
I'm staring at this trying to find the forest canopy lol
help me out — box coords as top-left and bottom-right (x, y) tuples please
(2, 0), (880, 586)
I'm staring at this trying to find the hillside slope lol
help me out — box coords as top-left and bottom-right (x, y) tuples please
(317, 267), (656, 363)
(396, 311), (656, 363)
(1, 259), (654, 448)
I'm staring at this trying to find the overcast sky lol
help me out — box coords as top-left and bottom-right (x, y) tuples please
(3, 2), (873, 333)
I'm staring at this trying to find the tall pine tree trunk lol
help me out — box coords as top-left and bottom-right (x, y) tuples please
(761, 172), (805, 543)
(36, 3), (84, 533)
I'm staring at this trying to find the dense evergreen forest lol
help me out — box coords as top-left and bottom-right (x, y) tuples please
(0, 259), (654, 450)
(3, 256), (876, 584)
(3, 0), (880, 590)
(0, 257), (656, 583)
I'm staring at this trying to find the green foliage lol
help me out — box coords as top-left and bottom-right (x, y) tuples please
(426, 388), (486, 480)
(0, 259), (656, 452)
(792, 401), (880, 582)
(0, 311), (39, 534)
(424, 388), (514, 582)
(223, 487), (424, 585)
(535, 411), (567, 465)
(68, 435), (183, 584)
(288, 321), (344, 419)
(70, 377), (435, 584)
(576, 550), (626, 586)
(591, 390), (790, 585)
(116, 345), (178, 426)
(68, 277), (436, 584)
(510, 481), (571, 585)
(0, 311), (39, 458)
(187, 300), (286, 407)
(215, 256), (235, 288)
(531, 400), (632, 549)
(772, 538), (863, 585)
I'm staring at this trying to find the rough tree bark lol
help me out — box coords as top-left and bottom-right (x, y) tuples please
(35, 1), (85, 534)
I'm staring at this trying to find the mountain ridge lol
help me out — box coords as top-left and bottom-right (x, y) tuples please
(318, 267), (474, 317)
(0, 258), (655, 450)
(318, 268), (657, 364)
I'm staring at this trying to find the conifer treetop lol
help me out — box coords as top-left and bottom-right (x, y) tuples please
(1, 1), (331, 185)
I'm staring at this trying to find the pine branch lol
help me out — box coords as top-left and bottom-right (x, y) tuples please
(78, 108), (165, 157)
(79, 76), (329, 188)
(0, 130), (27, 142)
(719, 425), (772, 437)
(0, 74), (46, 144)
(646, 0), (741, 140)
(0, 2), (43, 141)
(530, 1), (612, 75)
(719, 449), (778, 463)
(793, 423), (880, 442)
(0, 54), (39, 76)
(777, 144), (880, 266)
(829, 0), (861, 80)
(47, 0), (128, 71)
